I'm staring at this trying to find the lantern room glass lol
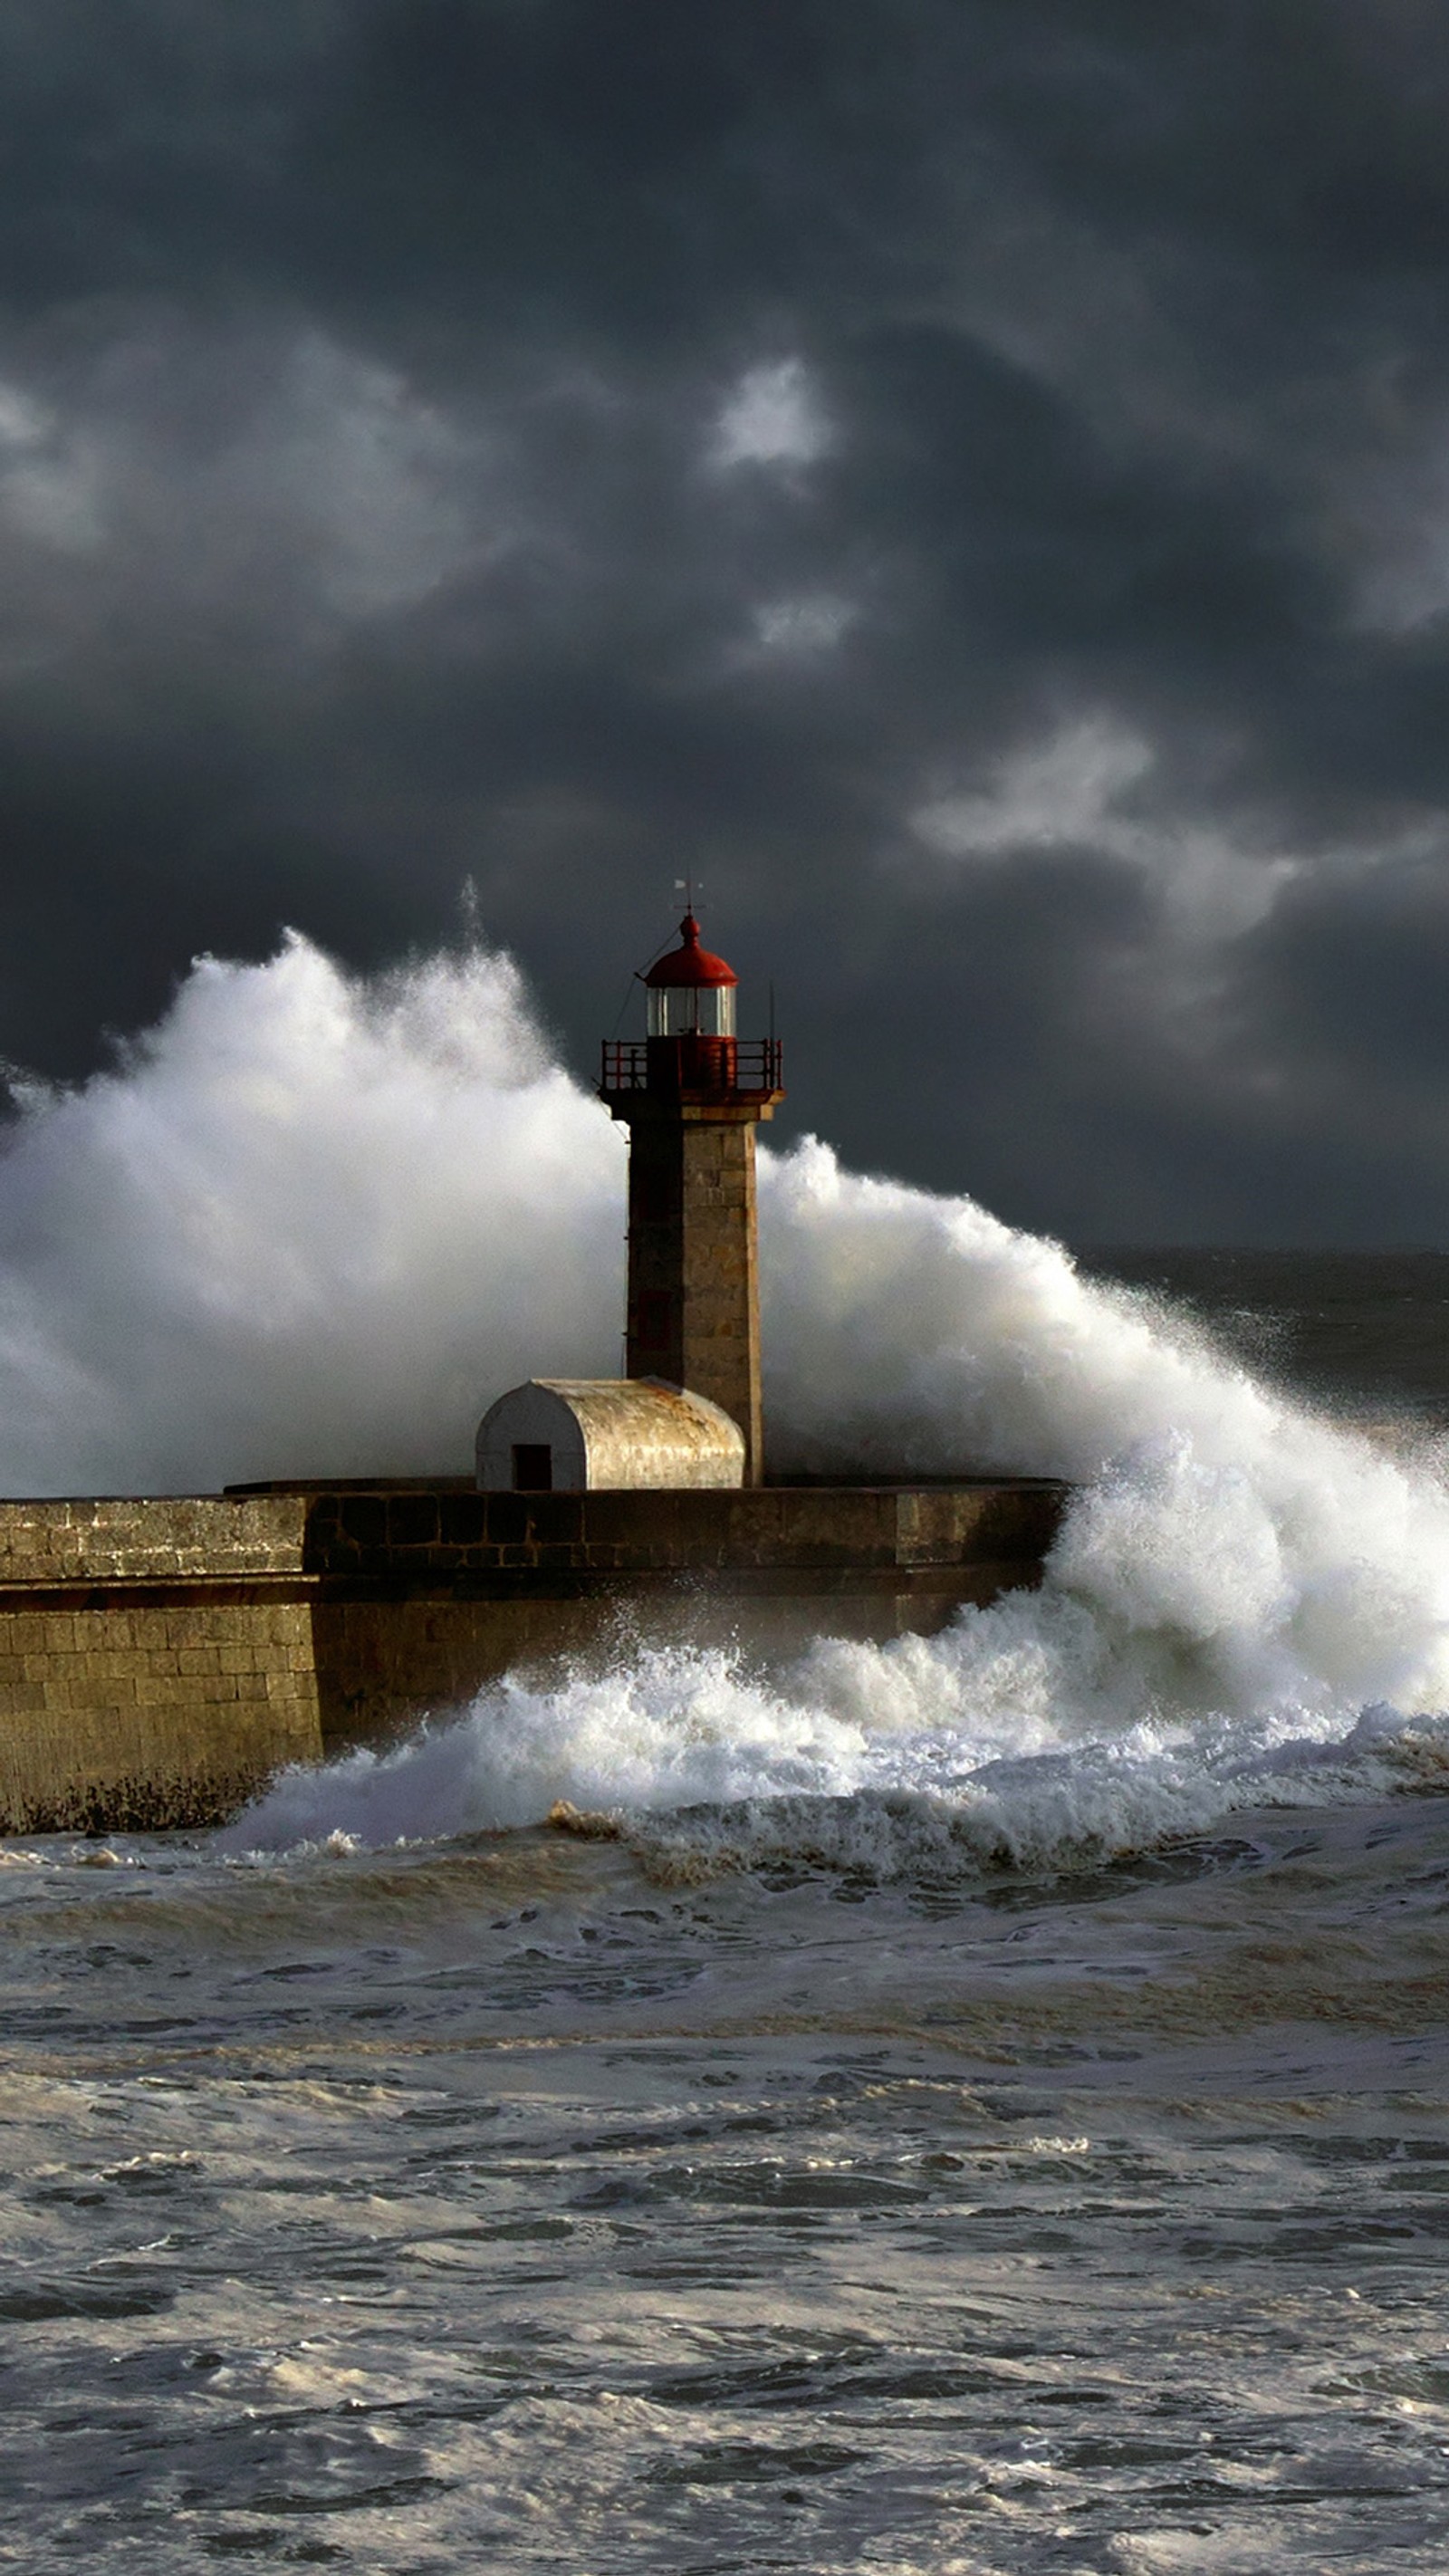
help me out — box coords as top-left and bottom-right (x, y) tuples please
(648, 984), (735, 1037)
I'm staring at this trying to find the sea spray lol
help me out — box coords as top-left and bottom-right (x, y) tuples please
(0, 926), (1307, 1494)
(220, 1629), (1449, 1877)
(4, 928), (1449, 1863)
(0, 933), (625, 1492)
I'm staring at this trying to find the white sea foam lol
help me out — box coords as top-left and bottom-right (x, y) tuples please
(0, 933), (624, 1492)
(219, 1628), (1449, 1876)
(2, 929), (1448, 1869)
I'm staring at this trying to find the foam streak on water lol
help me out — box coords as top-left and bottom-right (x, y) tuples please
(3, 1807), (1449, 2573)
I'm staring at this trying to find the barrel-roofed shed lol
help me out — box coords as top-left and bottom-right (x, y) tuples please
(475, 1379), (745, 1493)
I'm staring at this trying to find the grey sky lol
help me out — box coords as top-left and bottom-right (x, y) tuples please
(2, 0), (1449, 1242)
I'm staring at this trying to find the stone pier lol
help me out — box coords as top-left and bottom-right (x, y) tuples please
(0, 1477), (1070, 1831)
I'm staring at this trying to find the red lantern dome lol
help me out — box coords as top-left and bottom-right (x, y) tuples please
(644, 911), (738, 992)
(643, 912), (737, 1036)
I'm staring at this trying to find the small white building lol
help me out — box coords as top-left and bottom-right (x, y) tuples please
(475, 1379), (745, 1494)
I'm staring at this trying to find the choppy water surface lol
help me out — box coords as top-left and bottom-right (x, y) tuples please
(4, 1786), (1449, 2575)
(5, 943), (1449, 2567)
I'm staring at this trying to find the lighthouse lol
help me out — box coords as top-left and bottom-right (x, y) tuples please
(475, 906), (784, 1495)
(600, 909), (784, 1483)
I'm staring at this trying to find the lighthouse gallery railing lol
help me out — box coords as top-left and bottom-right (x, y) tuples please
(600, 1037), (783, 1098)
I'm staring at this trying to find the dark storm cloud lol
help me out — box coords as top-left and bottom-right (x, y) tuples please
(2, 0), (1449, 1237)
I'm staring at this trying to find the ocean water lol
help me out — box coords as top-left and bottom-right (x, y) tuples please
(4, 941), (1449, 2570)
(1088, 1248), (1449, 1436)
(6, 1779), (1449, 2573)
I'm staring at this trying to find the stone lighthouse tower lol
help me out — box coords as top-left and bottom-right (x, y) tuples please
(599, 910), (784, 1484)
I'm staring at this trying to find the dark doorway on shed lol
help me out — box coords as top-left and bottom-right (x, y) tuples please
(512, 1444), (552, 1493)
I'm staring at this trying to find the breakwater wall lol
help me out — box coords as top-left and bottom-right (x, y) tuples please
(0, 1478), (1069, 1832)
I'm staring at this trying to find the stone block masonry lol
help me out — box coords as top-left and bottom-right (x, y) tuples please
(0, 1479), (1070, 1831)
(260, 1476), (1070, 1753)
(625, 1114), (765, 1477)
(0, 1498), (321, 1831)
